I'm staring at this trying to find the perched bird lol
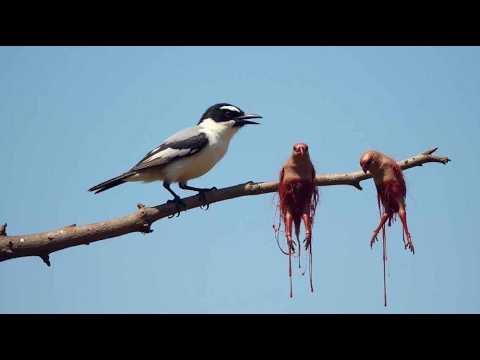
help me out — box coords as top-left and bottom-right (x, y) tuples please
(276, 143), (319, 298)
(89, 103), (261, 211)
(360, 150), (414, 306)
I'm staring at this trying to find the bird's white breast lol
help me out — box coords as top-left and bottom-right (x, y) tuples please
(165, 140), (229, 182)
(171, 121), (238, 182)
(129, 119), (238, 184)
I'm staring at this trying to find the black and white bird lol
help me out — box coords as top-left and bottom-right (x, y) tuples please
(88, 103), (261, 209)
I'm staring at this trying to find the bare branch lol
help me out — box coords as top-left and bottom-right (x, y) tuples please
(0, 147), (450, 264)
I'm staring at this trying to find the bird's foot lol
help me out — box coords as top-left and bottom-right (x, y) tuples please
(167, 197), (187, 218)
(404, 233), (415, 254)
(370, 233), (379, 248)
(304, 232), (312, 251)
(198, 187), (217, 210)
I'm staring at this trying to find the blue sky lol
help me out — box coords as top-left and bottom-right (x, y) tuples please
(0, 46), (478, 313)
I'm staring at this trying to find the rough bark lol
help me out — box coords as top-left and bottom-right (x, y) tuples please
(0, 147), (450, 265)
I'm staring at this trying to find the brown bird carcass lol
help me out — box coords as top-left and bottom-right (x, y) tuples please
(360, 150), (414, 306)
(276, 143), (319, 298)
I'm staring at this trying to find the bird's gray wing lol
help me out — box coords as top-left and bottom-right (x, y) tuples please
(130, 127), (208, 172)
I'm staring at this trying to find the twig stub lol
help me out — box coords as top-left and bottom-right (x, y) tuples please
(40, 254), (51, 267)
(0, 223), (7, 236)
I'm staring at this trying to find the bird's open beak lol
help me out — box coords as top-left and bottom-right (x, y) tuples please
(233, 113), (262, 127)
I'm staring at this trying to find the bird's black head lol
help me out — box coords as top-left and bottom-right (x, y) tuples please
(198, 103), (262, 127)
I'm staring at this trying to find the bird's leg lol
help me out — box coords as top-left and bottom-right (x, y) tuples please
(398, 203), (414, 254)
(179, 182), (217, 210)
(371, 213), (389, 248)
(284, 211), (295, 298)
(164, 182), (186, 218)
(302, 212), (314, 292)
(302, 213), (312, 251)
(284, 212), (295, 253)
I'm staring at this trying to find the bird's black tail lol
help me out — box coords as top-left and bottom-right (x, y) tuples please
(88, 172), (134, 194)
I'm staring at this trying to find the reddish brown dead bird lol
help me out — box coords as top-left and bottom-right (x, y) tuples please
(276, 143), (319, 298)
(360, 150), (414, 306)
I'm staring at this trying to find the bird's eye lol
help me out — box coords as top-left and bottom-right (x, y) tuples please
(225, 111), (231, 117)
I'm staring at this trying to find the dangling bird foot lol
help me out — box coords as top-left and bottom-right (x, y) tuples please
(405, 242), (415, 254)
(370, 233), (379, 248)
(167, 197), (187, 218)
(404, 233), (415, 254)
(198, 187), (217, 210)
(303, 232), (312, 250)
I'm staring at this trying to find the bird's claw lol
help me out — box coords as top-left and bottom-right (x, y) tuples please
(404, 235), (415, 254)
(198, 192), (209, 210)
(370, 234), (378, 248)
(198, 187), (217, 211)
(167, 197), (187, 218)
(303, 233), (312, 250)
(402, 230), (415, 253)
(405, 243), (415, 254)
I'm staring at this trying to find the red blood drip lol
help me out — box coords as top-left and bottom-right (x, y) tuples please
(309, 243), (314, 293)
(289, 243), (293, 298)
(382, 224), (387, 307)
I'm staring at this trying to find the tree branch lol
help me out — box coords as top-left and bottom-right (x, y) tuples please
(0, 147), (450, 265)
